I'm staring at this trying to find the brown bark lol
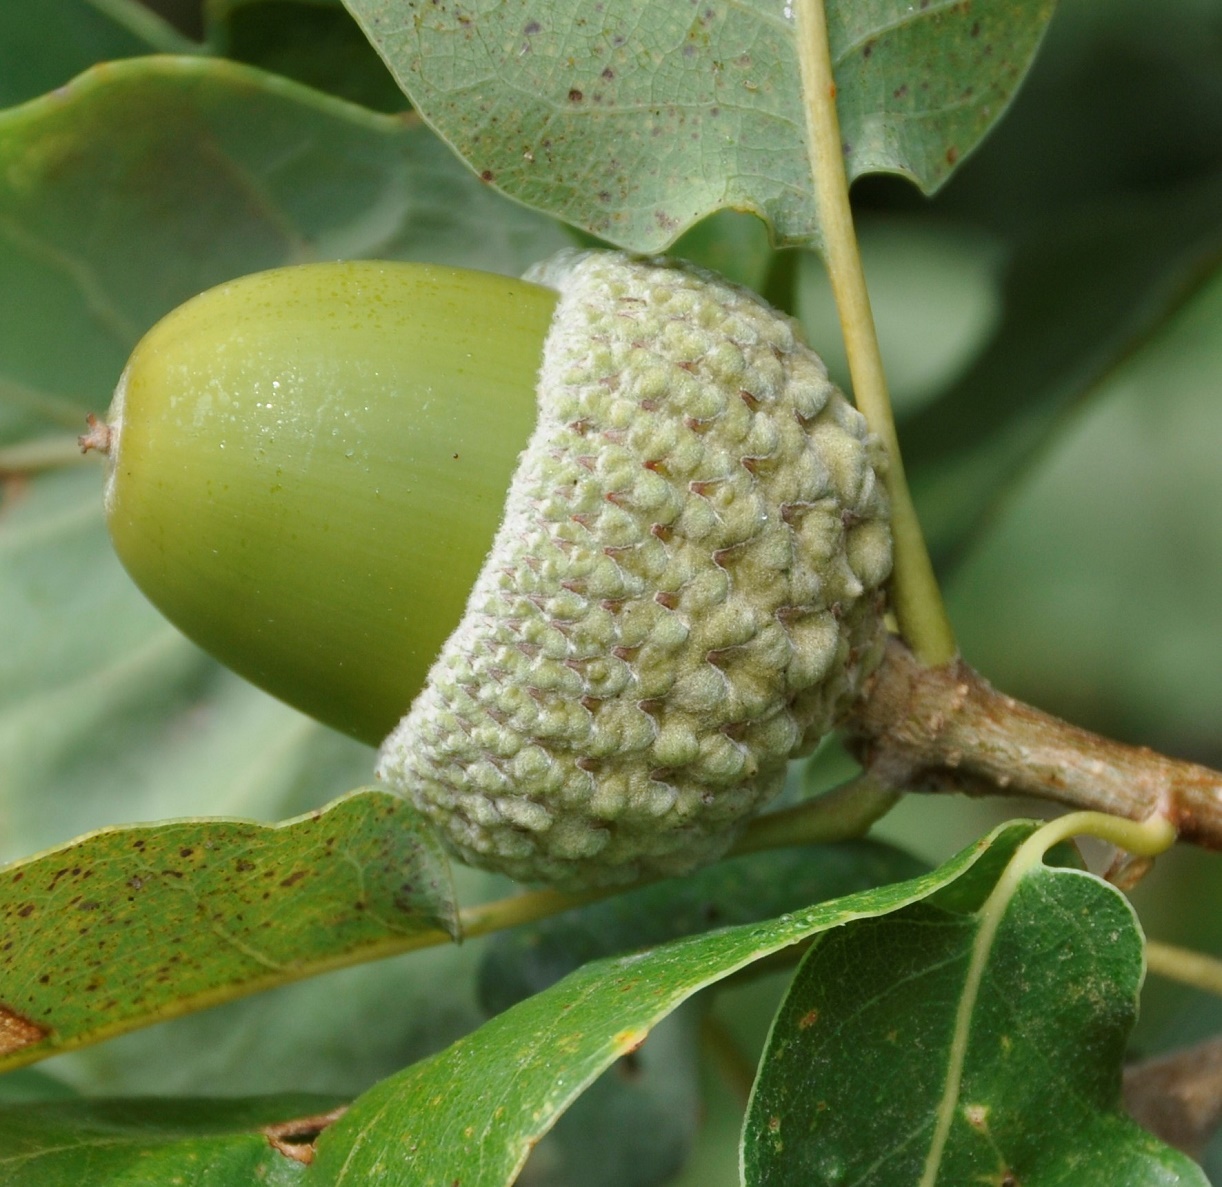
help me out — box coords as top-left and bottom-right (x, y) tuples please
(846, 637), (1222, 848)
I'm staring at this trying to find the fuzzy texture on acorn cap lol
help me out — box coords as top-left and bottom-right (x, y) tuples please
(377, 250), (892, 887)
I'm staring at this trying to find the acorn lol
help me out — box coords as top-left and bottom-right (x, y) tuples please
(96, 250), (893, 888)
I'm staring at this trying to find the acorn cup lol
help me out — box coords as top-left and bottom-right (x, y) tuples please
(96, 250), (894, 888)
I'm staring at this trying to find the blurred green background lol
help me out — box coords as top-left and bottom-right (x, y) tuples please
(0, 0), (1219, 1182)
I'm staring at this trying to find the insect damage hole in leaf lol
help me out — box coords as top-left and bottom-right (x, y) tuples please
(0, 1007), (47, 1058)
(262, 1104), (349, 1165)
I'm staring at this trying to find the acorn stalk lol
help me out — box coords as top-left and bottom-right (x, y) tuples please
(98, 251), (893, 888)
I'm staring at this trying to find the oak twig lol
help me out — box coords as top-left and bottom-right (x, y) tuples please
(846, 636), (1222, 848)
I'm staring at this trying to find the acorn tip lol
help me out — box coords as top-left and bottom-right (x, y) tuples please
(79, 413), (112, 456)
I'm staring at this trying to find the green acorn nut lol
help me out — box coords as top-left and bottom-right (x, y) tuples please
(100, 249), (893, 888)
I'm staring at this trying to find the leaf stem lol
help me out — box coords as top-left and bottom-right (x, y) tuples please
(461, 885), (609, 940)
(920, 810), (1175, 1187)
(793, 0), (956, 666)
(730, 774), (898, 854)
(1146, 940), (1222, 999)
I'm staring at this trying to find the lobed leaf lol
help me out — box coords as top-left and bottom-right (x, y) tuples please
(743, 862), (1208, 1185)
(0, 790), (457, 1074)
(344, 0), (1055, 251)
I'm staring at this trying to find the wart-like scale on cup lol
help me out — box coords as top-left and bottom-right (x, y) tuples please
(378, 251), (892, 888)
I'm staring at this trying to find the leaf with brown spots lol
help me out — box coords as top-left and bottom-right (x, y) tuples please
(0, 789), (457, 1074)
(345, 0), (1055, 250)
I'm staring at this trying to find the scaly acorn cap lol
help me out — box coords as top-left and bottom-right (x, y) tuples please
(377, 250), (892, 887)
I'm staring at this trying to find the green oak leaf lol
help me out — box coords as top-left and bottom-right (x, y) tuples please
(517, 1004), (704, 1187)
(343, 0), (1055, 250)
(306, 823), (1034, 1186)
(0, 0), (194, 109)
(742, 852), (1207, 1185)
(0, 1094), (345, 1185)
(0, 790), (457, 1074)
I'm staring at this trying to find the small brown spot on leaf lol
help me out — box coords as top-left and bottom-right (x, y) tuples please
(946, 145), (960, 165)
(798, 1008), (819, 1029)
(614, 1027), (648, 1056)
(0, 1004), (47, 1055)
(568, 88), (584, 102)
(480, 169), (494, 182)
